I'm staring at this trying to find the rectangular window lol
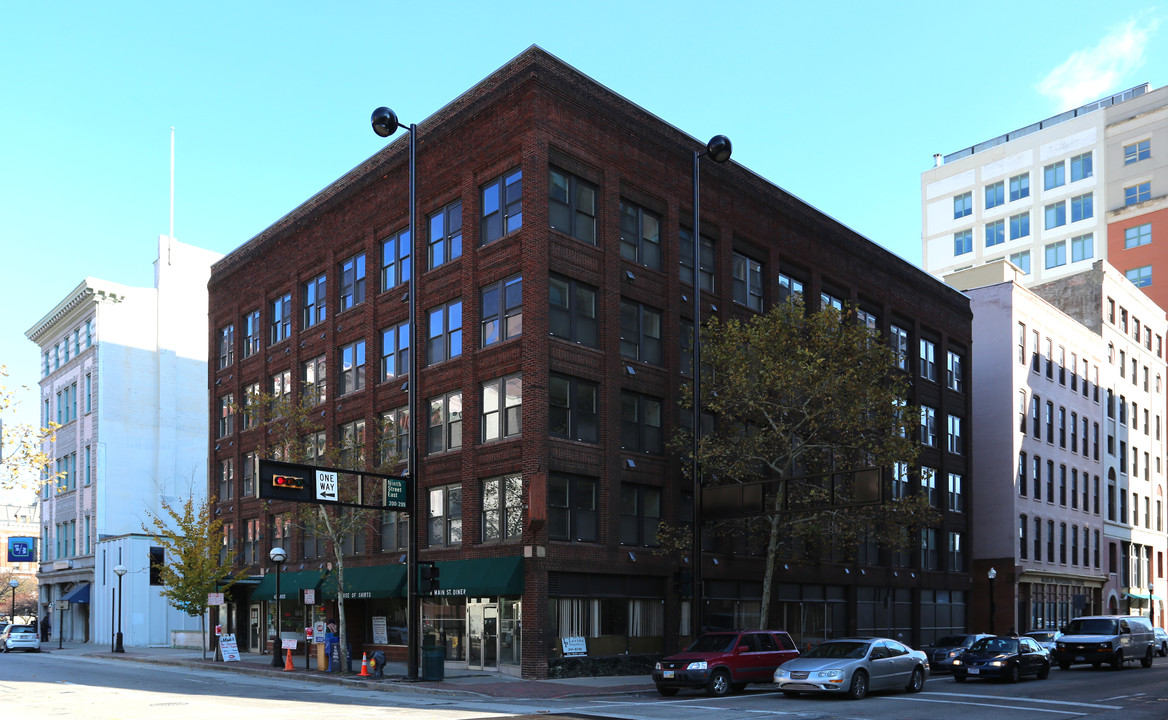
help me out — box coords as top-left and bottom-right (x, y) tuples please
(1009, 212), (1030, 240)
(428, 484), (462, 547)
(985, 219), (1005, 247)
(1071, 233), (1093, 262)
(953, 191), (972, 219)
(549, 374), (599, 444)
(1045, 241), (1066, 269)
(947, 415), (963, 455)
(85, 319), (93, 348)
(243, 310), (261, 358)
(426, 391), (463, 453)
(378, 407), (409, 465)
(619, 200), (662, 269)
(620, 300), (663, 365)
(919, 339), (936, 381)
(218, 324), (234, 369)
(985, 181), (1005, 209)
(954, 229), (972, 255)
(1044, 201), (1066, 230)
(890, 325), (909, 370)
(620, 484), (661, 547)
(948, 473), (963, 512)
(84, 446), (91, 485)
(1124, 139), (1150, 164)
(621, 391), (663, 454)
(270, 293), (291, 345)
(920, 406), (937, 447)
(1020, 515), (1028, 559)
(1070, 152), (1092, 182)
(428, 200), (463, 269)
(217, 394), (234, 438)
(338, 253), (366, 311)
(481, 169), (522, 245)
(1047, 520), (1055, 562)
(947, 350), (963, 392)
(1126, 265), (1153, 287)
(381, 228), (411, 291)
(548, 168), (597, 243)
(549, 473), (597, 542)
(778, 272), (804, 301)
(301, 355), (326, 405)
(680, 228), (715, 292)
(271, 369), (292, 412)
(1009, 173), (1030, 201)
(1044, 161), (1065, 190)
(1018, 452), (1027, 495)
(482, 474), (523, 542)
(481, 275), (522, 346)
(303, 273), (326, 328)
(380, 322), (409, 381)
(218, 458), (234, 501)
(381, 510), (408, 551)
(1070, 193), (1093, 222)
(339, 339), (366, 395)
(549, 275), (598, 347)
(731, 252), (764, 311)
(921, 527), (938, 570)
(481, 373), (522, 442)
(948, 531), (964, 572)
(242, 452), (256, 497)
(337, 419), (365, 468)
(241, 382), (259, 429)
(426, 300), (463, 365)
(1125, 182), (1151, 206)
(1010, 250), (1031, 274)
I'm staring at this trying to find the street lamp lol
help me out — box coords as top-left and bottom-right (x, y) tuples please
(113, 564), (127, 652)
(1150, 580), (1155, 625)
(269, 547), (287, 667)
(691, 134), (732, 639)
(8, 579), (17, 623)
(987, 567), (997, 635)
(371, 105), (421, 680)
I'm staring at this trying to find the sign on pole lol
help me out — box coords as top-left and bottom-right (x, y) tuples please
(208, 593), (225, 606)
(258, 458), (411, 512)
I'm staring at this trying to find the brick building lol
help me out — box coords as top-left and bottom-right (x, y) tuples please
(208, 46), (973, 678)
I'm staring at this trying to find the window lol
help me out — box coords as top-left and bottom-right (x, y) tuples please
(242, 452), (256, 497)
(778, 272), (803, 301)
(337, 419), (365, 468)
(620, 300), (662, 364)
(619, 200), (662, 269)
(1124, 139), (1150, 165)
(920, 406), (937, 447)
(1031, 395), (1040, 435)
(426, 300), (463, 364)
(1018, 452), (1028, 495)
(919, 339), (936, 381)
(381, 510), (408, 551)
(1126, 265), (1152, 287)
(217, 458), (234, 501)
(381, 228), (411, 291)
(304, 430), (326, 463)
(891, 325), (909, 370)
(1010, 212), (1030, 240)
(481, 275), (522, 346)
(549, 275), (598, 347)
(732, 252), (763, 310)
(621, 392), (663, 454)
(379, 322), (409, 380)
(241, 382), (259, 429)
(428, 484), (462, 547)
(1070, 193), (1093, 222)
(218, 324), (234, 369)
(1070, 152), (1092, 182)
(1019, 391), (1028, 433)
(1034, 517), (1042, 560)
(1047, 520), (1055, 562)
(302, 356), (326, 405)
(1071, 233), (1093, 262)
(921, 527), (938, 570)
(1009, 173), (1030, 201)
(481, 373), (522, 442)
(948, 531), (964, 572)
(1010, 250), (1031, 274)
(620, 484), (661, 547)
(1044, 201), (1066, 230)
(1020, 515), (1028, 559)
(821, 292), (843, 312)
(946, 350), (963, 391)
(338, 253), (366, 311)
(680, 228), (715, 292)
(953, 192), (972, 219)
(1044, 161), (1065, 190)
(217, 394), (234, 438)
(985, 181), (1004, 209)
(1046, 401), (1054, 442)
(1125, 182), (1151, 206)
(954, 229), (972, 255)
(339, 339), (366, 395)
(947, 415), (963, 455)
(219, 523), (234, 565)
(86, 372), (93, 412)
(481, 169), (522, 244)
(428, 200), (463, 268)
(948, 473), (963, 512)
(549, 473), (597, 542)
(426, 391), (463, 453)
(985, 219), (1005, 247)
(548, 168), (597, 243)
(303, 273), (326, 327)
(85, 319), (93, 348)
(1045, 241), (1066, 269)
(270, 293), (291, 345)
(379, 407), (409, 464)
(549, 374), (598, 443)
(243, 310), (261, 358)
(482, 475), (523, 542)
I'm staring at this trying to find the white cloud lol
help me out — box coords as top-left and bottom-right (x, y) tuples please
(1036, 15), (1160, 109)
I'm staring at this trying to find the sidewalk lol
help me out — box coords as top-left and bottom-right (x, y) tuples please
(39, 642), (656, 700)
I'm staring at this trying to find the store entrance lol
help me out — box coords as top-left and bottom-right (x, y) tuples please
(467, 601), (498, 670)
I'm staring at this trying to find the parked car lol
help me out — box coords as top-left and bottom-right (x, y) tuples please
(1024, 630), (1062, 652)
(773, 637), (929, 700)
(952, 635), (1050, 682)
(1053, 615), (1156, 670)
(921, 633), (993, 672)
(1, 624), (41, 652)
(652, 629), (799, 697)
(1154, 627), (1168, 658)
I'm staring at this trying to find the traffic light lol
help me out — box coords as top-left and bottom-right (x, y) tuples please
(272, 474), (305, 490)
(420, 563), (441, 594)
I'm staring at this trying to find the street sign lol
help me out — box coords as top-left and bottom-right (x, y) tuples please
(385, 476), (408, 510)
(258, 458), (411, 512)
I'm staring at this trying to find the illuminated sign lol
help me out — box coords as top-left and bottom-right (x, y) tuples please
(7, 537), (35, 563)
(272, 474), (305, 490)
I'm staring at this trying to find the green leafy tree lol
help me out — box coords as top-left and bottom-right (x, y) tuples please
(679, 298), (938, 627)
(0, 365), (58, 492)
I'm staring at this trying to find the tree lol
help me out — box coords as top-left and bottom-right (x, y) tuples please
(142, 488), (249, 660)
(0, 572), (38, 622)
(680, 298), (938, 627)
(0, 365), (57, 492)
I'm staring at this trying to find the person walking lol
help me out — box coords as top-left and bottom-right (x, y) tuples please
(40, 615), (50, 642)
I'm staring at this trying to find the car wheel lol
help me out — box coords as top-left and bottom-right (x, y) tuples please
(1007, 664), (1020, 683)
(905, 667), (924, 693)
(1159, 642), (1167, 658)
(847, 670), (869, 700)
(706, 669), (731, 697)
(782, 690), (801, 698)
(1037, 662), (1050, 680)
(1112, 650), (1124, 670)
(656, 686), (678, 697)
(1141, 649), (1153, 669)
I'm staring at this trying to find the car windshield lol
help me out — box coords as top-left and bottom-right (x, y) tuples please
(803, 641), (869, 659)
(970, 638), (1018, 653)
(933, 635), (972, 646)
(1065, 619), (1118, 635)
(10, 625), (35, 634)
(1026, 632), (1056, 642)
(686, 634), (737, 653)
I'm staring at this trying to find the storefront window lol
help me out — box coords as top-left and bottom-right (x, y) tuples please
(423, 597), (466, 660)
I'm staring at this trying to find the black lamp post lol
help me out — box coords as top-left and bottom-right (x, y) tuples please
(270, 546), (287, 667)
(113, 564), (126, 652)
(8, 579), (17, 623)
(987, 567), (997, 635)
(1150, 580), (1155, 625)
(371, 105), (421, 680)
(691, 134), (731, 639)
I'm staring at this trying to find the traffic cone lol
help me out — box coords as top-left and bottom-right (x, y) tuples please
(284, 648), (294, 671)
(359, 652), (370, 677)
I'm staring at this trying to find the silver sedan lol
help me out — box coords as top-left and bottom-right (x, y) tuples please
(774, 637), (929, 700)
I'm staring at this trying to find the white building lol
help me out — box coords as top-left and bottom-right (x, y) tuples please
(25, 236), (221, 646)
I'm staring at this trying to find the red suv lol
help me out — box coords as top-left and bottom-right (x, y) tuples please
(653, 630), (800, 696)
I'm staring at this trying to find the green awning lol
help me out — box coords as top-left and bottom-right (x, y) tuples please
(321, 565), (407, 600)
(431, 556), (524, 597)
(252, 570), (326, 601)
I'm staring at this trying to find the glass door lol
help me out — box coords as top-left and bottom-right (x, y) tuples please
(467, 602), (499, 670)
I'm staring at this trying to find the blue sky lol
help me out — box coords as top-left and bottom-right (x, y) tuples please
(1, 2), (1165, 499)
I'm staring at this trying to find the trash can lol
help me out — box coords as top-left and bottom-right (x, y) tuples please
(422, 646), (445, 681)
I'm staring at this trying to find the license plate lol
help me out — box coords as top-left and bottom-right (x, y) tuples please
(663, 670), (674, 679)
(1075, 656), (1085, 662)
(968, 668), (979, 675)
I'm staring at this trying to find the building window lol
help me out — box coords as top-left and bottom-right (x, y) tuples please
(919, 339), (937, 381)
(219, 523), (234, 565)
(778, 272), (804, 301)
(242, 452), (256, 497)
(1045, 241), (1066, 269)
(428, 200), (463, 269)
(217, 458), (234, 501)
(218, 324), (234, 369)
(947, 415), (963, 455)
(1070, 152), (1092, 182)
(1126, 265), (1152, 287)
(381, 228), (411, 291)
(1018, 452), (1028, 495)
(731, 252), (764, 311)
(821, 292), (843, 312)
(890, 325), (909, 370)
(953, 191), (972, 219)
(381, 510), (408, 551)
(380, 322), (409, 380)
(1067, 233), (1093, 263)
(948, 473), (963, 513)
(242, 518), (258, 565)
(302, 356), (326, 405)
(1125, 182), (1151, 206)
(620, 484), (661, 547)
(549, 473), (597, 542)
(985, 181), (1004, 209)
(985, 220), (1005, 247)
(482, 474), (523, 542)
(948, 531), (964, 572)
(481, 374), (522, 442)
(1010, 250), (1031, 274)
(378, 407), (409, 465)
(244, 310), (261, 358)
(270, 293), (291, 345)
(620, 300), (663, 365)
(426, 391), (463, 453)
(218, 394), (234, 438)
(338, 253), (366, 311)
(303, 273), (326, 328)
(921, 528), (938, 570)
(1044, 201), (1066, 230)
(549, 275), (598, 347)
(548, 168), (597, 243)
(1009, 173), (1030, 201)
(241, 382), (259, 429)
(481, 169), (522, 245)
(1044, 161), (1065, 190)
(337, 419), (365, 468)
(304, 430), (326, 463)
(1070, 193), (1093, 222)
(426, 300), (463, 365)
(1047, 520), (1055, 562)
(1020, 515), (1028, 559)
(621, 391), (663, 454)
(428, 484), (462, 547)
(481, 275), (522, 346)
(619, 200), (662, 270)
(1009, 212), (1030, 240)
(1124, 139), (1150, 165)
(920, 406), (937, 447)
(1125, 223), (1152, 248)
(339, 339), (366, 395)
(680, 228), (715, 292)
(954, 229), (972, 256)
(549, 374), (599, 444)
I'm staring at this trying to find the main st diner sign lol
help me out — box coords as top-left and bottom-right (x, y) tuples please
(258, 458), (410, 512)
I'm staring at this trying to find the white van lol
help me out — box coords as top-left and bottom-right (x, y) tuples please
(1052, 615), (1156, 670)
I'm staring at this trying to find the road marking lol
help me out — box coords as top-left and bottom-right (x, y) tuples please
(883, 697), (1091, 715)
(920, 691), (1122, 709)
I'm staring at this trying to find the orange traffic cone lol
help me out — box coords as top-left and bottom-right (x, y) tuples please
(359, 652), (370, 677)
(284, 648), (294, 671)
